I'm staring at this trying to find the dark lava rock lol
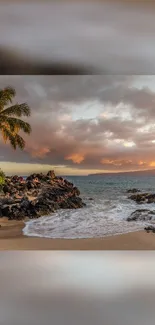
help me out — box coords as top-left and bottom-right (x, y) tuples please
(0, 197), (14, 205)
(47, 170), (56, 179)
(0, 170), (85, 220)
(2, 184), (10, 194)
(1, 205), (12, 217)
(20, 198), (30, 209)
(73, 187), (80, 196)
(148, 197), (155, 204)
(129, 193), (155, 204)
(27, 181), (35, 190)
(127, 209), (155, 222)
(127, 188), (141, 193)
(144, 226), (155, 233)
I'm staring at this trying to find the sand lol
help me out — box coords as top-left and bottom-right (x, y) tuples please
(0, 218), (155, 250)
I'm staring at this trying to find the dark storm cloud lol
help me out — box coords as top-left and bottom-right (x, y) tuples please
(0, 75), (154, 118)
(0, 75), (133, 103)
(1, 75), (155, 171)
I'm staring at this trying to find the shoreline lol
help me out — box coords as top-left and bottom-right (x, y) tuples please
(0, 219), (155, 250)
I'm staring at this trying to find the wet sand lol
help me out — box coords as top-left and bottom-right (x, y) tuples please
(0, 218), (155, 250)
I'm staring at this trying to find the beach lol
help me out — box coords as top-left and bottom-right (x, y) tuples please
(0, 218), (155, 250)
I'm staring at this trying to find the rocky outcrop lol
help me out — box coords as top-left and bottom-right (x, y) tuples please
(144, 226), (155, 233)
(128, 193), (155, 204)
(0, 171), (85, 220)
(127, 188), (141, 193)
(127, 209), (155, 222)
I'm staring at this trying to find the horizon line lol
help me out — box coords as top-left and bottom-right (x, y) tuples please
(5, 167), (155, 177)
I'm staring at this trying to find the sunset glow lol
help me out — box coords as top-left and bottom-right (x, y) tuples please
(1, 75), (155, 175)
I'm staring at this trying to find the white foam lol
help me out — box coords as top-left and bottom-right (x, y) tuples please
(23, 198), (147, 239)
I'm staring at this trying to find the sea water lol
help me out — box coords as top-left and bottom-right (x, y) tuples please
(23, 175), (155, 238)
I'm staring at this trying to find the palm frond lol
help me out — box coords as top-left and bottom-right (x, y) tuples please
(1, 103), (31, 117)
(0, 116), (31, 134)
(0, 124), (17, 148)
(0, 86), (31, 150)
(0, 125), (26, 150)
(14, 134), (25, 150)
(0, 87), (16, 110)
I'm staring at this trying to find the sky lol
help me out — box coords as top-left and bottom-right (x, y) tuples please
(1, 1), (155, 175)
(1, 75), (155, 175)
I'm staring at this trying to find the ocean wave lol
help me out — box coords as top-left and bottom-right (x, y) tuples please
(23, 199), (146, 239)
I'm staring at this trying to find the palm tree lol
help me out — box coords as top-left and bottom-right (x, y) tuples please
(0, 86), (31, 149)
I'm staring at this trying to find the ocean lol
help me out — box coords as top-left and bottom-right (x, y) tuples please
(23, 175), (155, 239)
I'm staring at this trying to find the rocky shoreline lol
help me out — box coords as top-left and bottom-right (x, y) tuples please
(0, 170), (85, 221)
(1, 178), (155, 234)
(127, 188), (155, 233)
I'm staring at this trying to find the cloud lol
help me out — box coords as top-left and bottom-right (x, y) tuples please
(1, 75), (155, 174)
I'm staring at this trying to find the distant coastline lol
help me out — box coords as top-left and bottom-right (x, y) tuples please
(88, 169), (155, 176)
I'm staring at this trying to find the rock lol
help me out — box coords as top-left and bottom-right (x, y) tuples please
(0, 197), (14, 205)
(73, 186), (80, 196)
(127, 209), (155, 222)
(88, 198), (93, 201)
(47, 170), (56, 179)
(127, 188), (141, 193)
(27, 181), (35, 190)
(20, 198), (30, 209)
(31, 190), (39, 197)
(144, 226), (155, 233)
(12, 175), (19, 182)
(0, 170), (85, 220)
(2, 184), (10, 194)
(14, 199), (22, 204)
(148, 197), (155, 204)
(9, 205), (20, 220)
(1, 205), (11, 217)
(128, 193), (155, 204)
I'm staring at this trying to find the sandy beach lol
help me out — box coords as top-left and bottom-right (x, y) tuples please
(0, 218), (155, 250)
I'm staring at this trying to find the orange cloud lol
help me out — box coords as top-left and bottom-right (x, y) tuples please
(149, 161), (155, 167)
(65, 153), (85, 164)
(30, 147), (50, 159)
(138, 161), (146, 166)
(101, 159), (123, 166)
(101, 159), (134, 167)
(101, 159), (114, 165)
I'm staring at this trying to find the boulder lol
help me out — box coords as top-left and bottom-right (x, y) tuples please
(144, 226), (155, 233)
(26, 181), (35, 190)
(0, 170), (85, 220)
(47, 170), (56, 179)
(127, 209), (155, 222)
(1, 204), (12, 218)
(20, 197), (30, 209)
(2, 184), (10, 194)
(128, 193), (155, 204)
(127, 188), (141, 193)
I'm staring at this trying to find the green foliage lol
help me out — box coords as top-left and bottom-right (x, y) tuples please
(0, 86), (31, 150)
(0, 169), (5, 189)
